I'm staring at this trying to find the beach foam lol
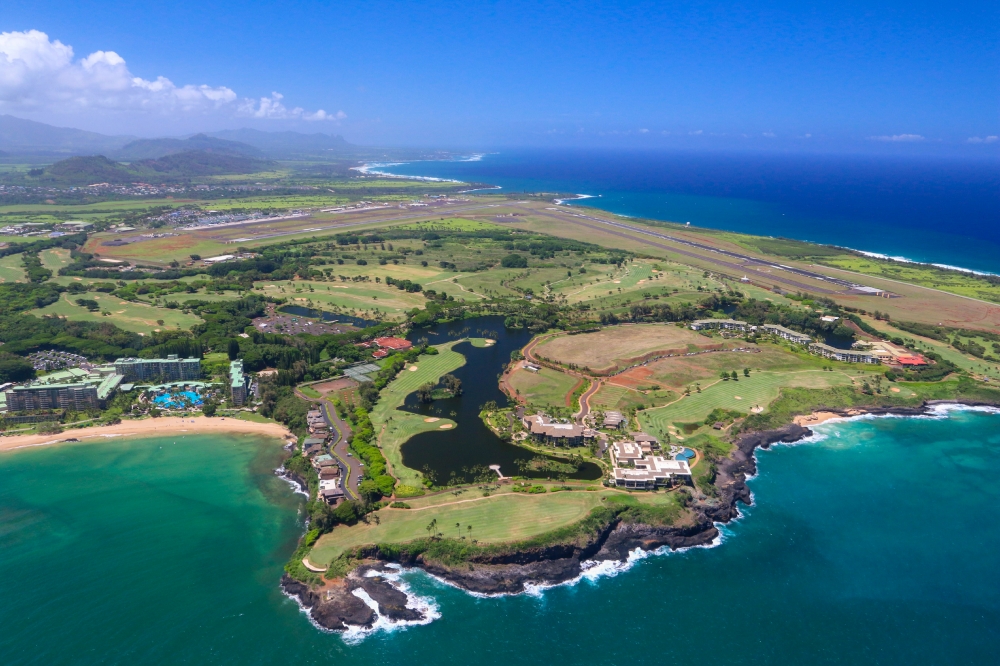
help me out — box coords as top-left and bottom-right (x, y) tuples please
(341, 566), (441, 643)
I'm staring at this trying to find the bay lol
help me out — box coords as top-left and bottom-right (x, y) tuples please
(1, 409), (998, 664)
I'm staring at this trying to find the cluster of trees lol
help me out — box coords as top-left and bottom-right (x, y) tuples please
(384, 276), (422, 293)
(348, 407), (396, 500)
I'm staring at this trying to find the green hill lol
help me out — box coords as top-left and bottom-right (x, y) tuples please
(115, 134), (264, 160)
(0, 115), (134, 155)
(36, 150), (276, 185)
(207, 128), (351, 155)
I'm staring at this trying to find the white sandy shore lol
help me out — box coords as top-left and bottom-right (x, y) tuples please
(0, 417), (295, 453)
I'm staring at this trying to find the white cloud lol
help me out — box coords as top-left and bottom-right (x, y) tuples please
(0, 30), (340, 121)
(762, 131), (776, 138)
(237, 92), (345, 122)
(967, 135), (998, 144)
(868, 133), (925, 142)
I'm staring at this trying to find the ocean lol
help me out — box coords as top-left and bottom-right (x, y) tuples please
(1, 409), (999, 664)
(363, 150), (1000, 275)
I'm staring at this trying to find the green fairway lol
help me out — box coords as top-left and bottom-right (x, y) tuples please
(0, 253), (26, 283)
(369, 341), (467, 486)
(30, 292), (203, 334)
(309, 488), (610, 564)
(508, 366), (580, 409)
(255, 279), (426, 320)
(639, 369), (854, 437)
(39, 248), (72, 273)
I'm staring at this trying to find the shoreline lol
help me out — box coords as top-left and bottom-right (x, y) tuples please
(283, 399), (1000, 636)
(0, 416), (296, 453)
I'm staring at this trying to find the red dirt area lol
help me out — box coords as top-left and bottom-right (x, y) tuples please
(609, 366), (654, 389)
(565, 377), (584, 406)
(312, 377), (359, 393)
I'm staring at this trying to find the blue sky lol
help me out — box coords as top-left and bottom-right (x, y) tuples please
(2, 0), (997, 150)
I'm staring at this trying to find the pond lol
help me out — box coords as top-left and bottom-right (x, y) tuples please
(399, 316), (604, 483)
(277, 304), (376, 329)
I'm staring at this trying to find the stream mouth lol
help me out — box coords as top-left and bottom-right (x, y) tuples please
(399, 316), (604, 483)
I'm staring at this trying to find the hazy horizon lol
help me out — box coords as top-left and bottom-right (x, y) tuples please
(2, 0), (997, 155)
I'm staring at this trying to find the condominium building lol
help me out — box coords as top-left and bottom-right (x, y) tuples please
(610, 440), (692, 490)
(690, 319), (750, 332)
(114, 354), (202, 382)
(809, 342), (880, 364)
(761, 324), (813, 345)
(4, 372), (123, 413)
(230, 360), (249, 406)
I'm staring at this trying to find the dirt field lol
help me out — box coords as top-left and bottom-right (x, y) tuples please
(610, 344), (823, 390)
(312, 377), (359, 394)
(534, 324), (727, 374)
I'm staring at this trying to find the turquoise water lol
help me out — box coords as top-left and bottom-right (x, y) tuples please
(2, 408), (999, 664)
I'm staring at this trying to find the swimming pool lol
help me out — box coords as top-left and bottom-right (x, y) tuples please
(153, 390), (204, 408)
(674, 447), (696, 462)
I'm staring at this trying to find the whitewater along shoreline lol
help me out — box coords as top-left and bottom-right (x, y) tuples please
(0, 416), (296, 453)
(281, 399), (999, 633)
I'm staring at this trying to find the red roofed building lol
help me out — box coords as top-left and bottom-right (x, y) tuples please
(374, 337), (413, 352)
(896, 355), (928, 366)
(371, 349), (390, 359)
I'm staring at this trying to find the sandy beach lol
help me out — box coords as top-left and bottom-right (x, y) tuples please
(0, 417), (295, 453)
(792, 409), (865, 427)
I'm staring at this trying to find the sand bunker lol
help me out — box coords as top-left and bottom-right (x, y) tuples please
(409, 366), (419, 371)
(424, 417), (440, 422)
(734, 396), (742, 400)
(439, 423), (454, 429)
(890, 387), (901, 392)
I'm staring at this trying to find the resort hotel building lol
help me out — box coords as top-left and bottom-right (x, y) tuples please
(114, 354), (202, 382)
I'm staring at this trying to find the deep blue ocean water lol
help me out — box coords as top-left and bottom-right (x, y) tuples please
(1, 408), (998, 664)
(370, 150), (1000, 274)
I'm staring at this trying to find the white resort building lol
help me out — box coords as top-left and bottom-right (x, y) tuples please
(610, 440), (692, 490)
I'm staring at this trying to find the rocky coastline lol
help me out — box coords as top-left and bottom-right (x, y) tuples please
(282, 400), (995, 633)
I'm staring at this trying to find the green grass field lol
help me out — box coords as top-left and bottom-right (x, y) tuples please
(0, 253), (26, 283)
(30, 292), (203, 334)
(369, 341), (467, 486)
(308, 488), (614, 564)
(639, 369), (854, 438)
(508, 366), (580, 409)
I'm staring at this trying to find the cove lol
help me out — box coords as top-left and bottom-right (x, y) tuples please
(399, 315), (603, 482)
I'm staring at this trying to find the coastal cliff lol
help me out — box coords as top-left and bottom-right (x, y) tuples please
(283, 400), (998, 633)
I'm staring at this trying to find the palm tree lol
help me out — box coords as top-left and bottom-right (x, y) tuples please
(467, 525), (472, 541)
(456, 522), (461, 538)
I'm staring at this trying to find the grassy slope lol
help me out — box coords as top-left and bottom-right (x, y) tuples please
(370, 340), (467, 487)
(640, 369), (855, 436)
